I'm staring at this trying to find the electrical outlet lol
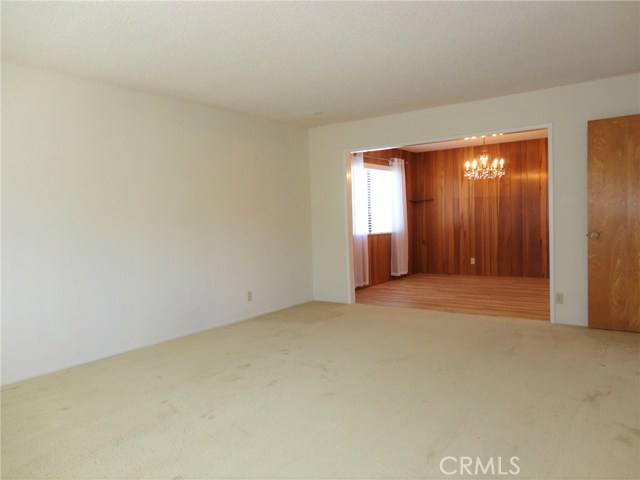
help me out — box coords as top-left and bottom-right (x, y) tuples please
(247, 291), (252, 302)
(555, 293), (564, 305)
(470, 257), (476, 265)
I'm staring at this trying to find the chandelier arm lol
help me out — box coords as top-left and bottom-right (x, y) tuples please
(463, 135), (506, 180)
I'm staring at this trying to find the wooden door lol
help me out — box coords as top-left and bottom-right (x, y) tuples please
(588, 114), (640, 332)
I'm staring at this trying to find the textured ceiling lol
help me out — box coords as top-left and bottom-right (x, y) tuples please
(2, 1), (639, 127)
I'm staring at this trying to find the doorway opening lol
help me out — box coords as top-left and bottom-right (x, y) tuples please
(349, 127), (552, 321)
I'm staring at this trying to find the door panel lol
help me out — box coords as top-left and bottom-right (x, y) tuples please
(588, 114), (640, 332)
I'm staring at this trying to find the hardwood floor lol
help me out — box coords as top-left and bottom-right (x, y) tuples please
(356, 273), (550, 320)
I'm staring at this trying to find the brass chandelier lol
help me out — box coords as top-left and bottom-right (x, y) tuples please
(464, 136), (505, 180)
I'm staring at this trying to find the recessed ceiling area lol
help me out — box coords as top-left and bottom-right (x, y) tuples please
(402, 129), (548, 153)
(1, 2), (638, 127)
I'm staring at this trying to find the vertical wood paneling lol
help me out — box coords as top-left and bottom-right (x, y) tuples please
(364, 148), (424, 285)
(497, 145), (513, 275)
(407, 139), (549, 278)
(362, 148), (416, 286)
(367, 233), (392, 286)
(509, 141), (524, 276)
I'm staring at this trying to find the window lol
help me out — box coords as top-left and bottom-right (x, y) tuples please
(365, 165), (393, 234)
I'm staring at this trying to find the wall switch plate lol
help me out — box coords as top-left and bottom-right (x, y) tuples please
(247, 291), (252, 302)
(470, 257), (476, 265)
(555, 293), (564, 304)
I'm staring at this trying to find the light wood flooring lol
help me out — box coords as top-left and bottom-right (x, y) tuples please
(356, 273), (550, 320)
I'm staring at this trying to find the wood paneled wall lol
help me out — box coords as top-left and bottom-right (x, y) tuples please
(406, 139), (549, 278)
(358, 140), (548, 285)
(362, 149), (417, 286)
(367, 234), (391, 286)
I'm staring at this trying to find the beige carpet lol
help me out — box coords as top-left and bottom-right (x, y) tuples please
(2, 302), (639, 479)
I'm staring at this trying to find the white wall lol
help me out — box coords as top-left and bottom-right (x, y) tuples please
(309, 73), (640, 327)
(1, 62), (313, 385)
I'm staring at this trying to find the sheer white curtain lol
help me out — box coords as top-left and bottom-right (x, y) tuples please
(390, 158), (408, 276)
(351, 152), (369, 287)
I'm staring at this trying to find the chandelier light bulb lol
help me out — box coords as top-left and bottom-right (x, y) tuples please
(463, 136), (506, 180)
